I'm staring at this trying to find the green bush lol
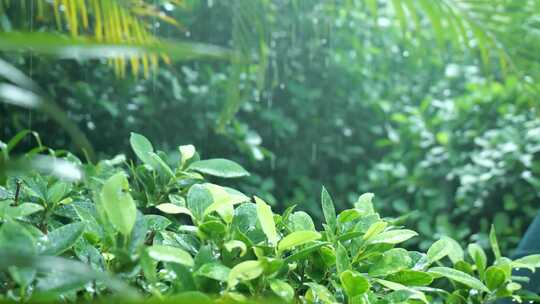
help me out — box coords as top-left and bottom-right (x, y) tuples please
(364, 80), (540, 251)
(2, 0), (538, 267)
(1, 133), (539, 303)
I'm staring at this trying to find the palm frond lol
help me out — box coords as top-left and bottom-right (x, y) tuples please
(2, 0), (187, 77)
(374, 0), (540, 86)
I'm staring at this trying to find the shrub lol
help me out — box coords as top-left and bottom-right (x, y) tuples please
(364, 80), (540, 252)
(0, 133), (539, 303)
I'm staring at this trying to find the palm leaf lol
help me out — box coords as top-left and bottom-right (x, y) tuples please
(2, 0), (190, 77)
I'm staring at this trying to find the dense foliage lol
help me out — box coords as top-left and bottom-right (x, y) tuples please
(1, 1), (540, 302)
(3, 1), (539, 254)
(1, 133), (540, 303)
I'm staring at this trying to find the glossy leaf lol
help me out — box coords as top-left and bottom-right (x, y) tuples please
(189, 159), (249, 178)
(511, 254), (540, 272)
(0, 221), (36, 255)
(224, 240), (247, 257)
(386, 270), (434, 286)
(369, 229), (418, 244)
(42, 222), (86, 256)
(100, 172), (137, 236)
(427, 238), (451, 264)
(269, 279), (295, 302)
(467, 244), (487, 276)
(130, 132), (157, 168)
(288, 211), (316, 231)
(146, 245), (194, 267)
(255, 196), (278, 245)
(187, 184), (214, 222)
(278, 230), (321, 253)
(429, 267), (489, 292)
(336, 242), (350, 275)
(321, 186), (337, 234)
(340, 270), (370, 297)
(196, 262), (230, 281)
(227, 260), (264, 288)
(369, 248), (412, 277)
(490, 225), (502, 260)
(156, 203), (193, 217)
(485, 266), (506, 290)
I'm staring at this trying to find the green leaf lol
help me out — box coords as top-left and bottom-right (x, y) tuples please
(8, 266), (35, 288)
(179, 144), (196, 167)
(283, 242), (328, 263)
(0, 221), (36, 255)
(146, 245), (194, 267)
(156, 203), (193, 217)
(47, 182), (70, 204)
(340, 270), (370, 297)
(4, 203), (43, 219)
(203, 184), (248, 223)
(369, 248), (412, 277)
(428, 267), (489, 292)
(511, 254), (540, 272)
(336, 242), (350, 275)
(129, 132), (158, 168)
(427, 237), (463, 264)
(305, 283), (337, 303)
(485, 266), (506, 290)
(288, 211), (316, 231)
(355, 193), (375, 214)
(99, 172), (137, 236)
(195, 262), (230, 281)
(189, 158), (249, 178)
(255, 196), (278, 245)
(321, 186), (337, 235)
(148, 152), (175, 178)
(278, 231), (321, 253)
(467, 244), (487, 276)
(386, 270), (434, 286)
(231, 203), (265, 244)
(199, 220), (227, 239)
(427, 237), (464, 264)
(224, 240), (247, 257)
(187, 184), (213, 222)
(427, 238), (451, 264)
(269, 279), (295, 302)
(369, 229), (418, 244)
(363, 221), (388, 241)
(42, 222), (85, 256)
(490, 225), (502, 260)
(227, 260), (264, 288)
(144, 215), (172, 232)
(445, 237), (464, 264)
(376, 279), (428, 303)
(337, 209), (362, 224)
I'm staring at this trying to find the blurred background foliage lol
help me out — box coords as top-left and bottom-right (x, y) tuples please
(1, 0), (540, 253)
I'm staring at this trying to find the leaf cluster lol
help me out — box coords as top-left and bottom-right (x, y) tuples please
(0, 133), (539, 303)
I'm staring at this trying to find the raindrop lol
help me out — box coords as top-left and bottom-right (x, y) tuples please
(378, 18), (391, 27)
(164, 3), (175, 11)
(86, 121), (96, 130)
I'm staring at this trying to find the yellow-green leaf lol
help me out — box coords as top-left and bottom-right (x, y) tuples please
(278, 231), (321, 253)
(100, 172), (137, 236)
(255, 196), (278, 245)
